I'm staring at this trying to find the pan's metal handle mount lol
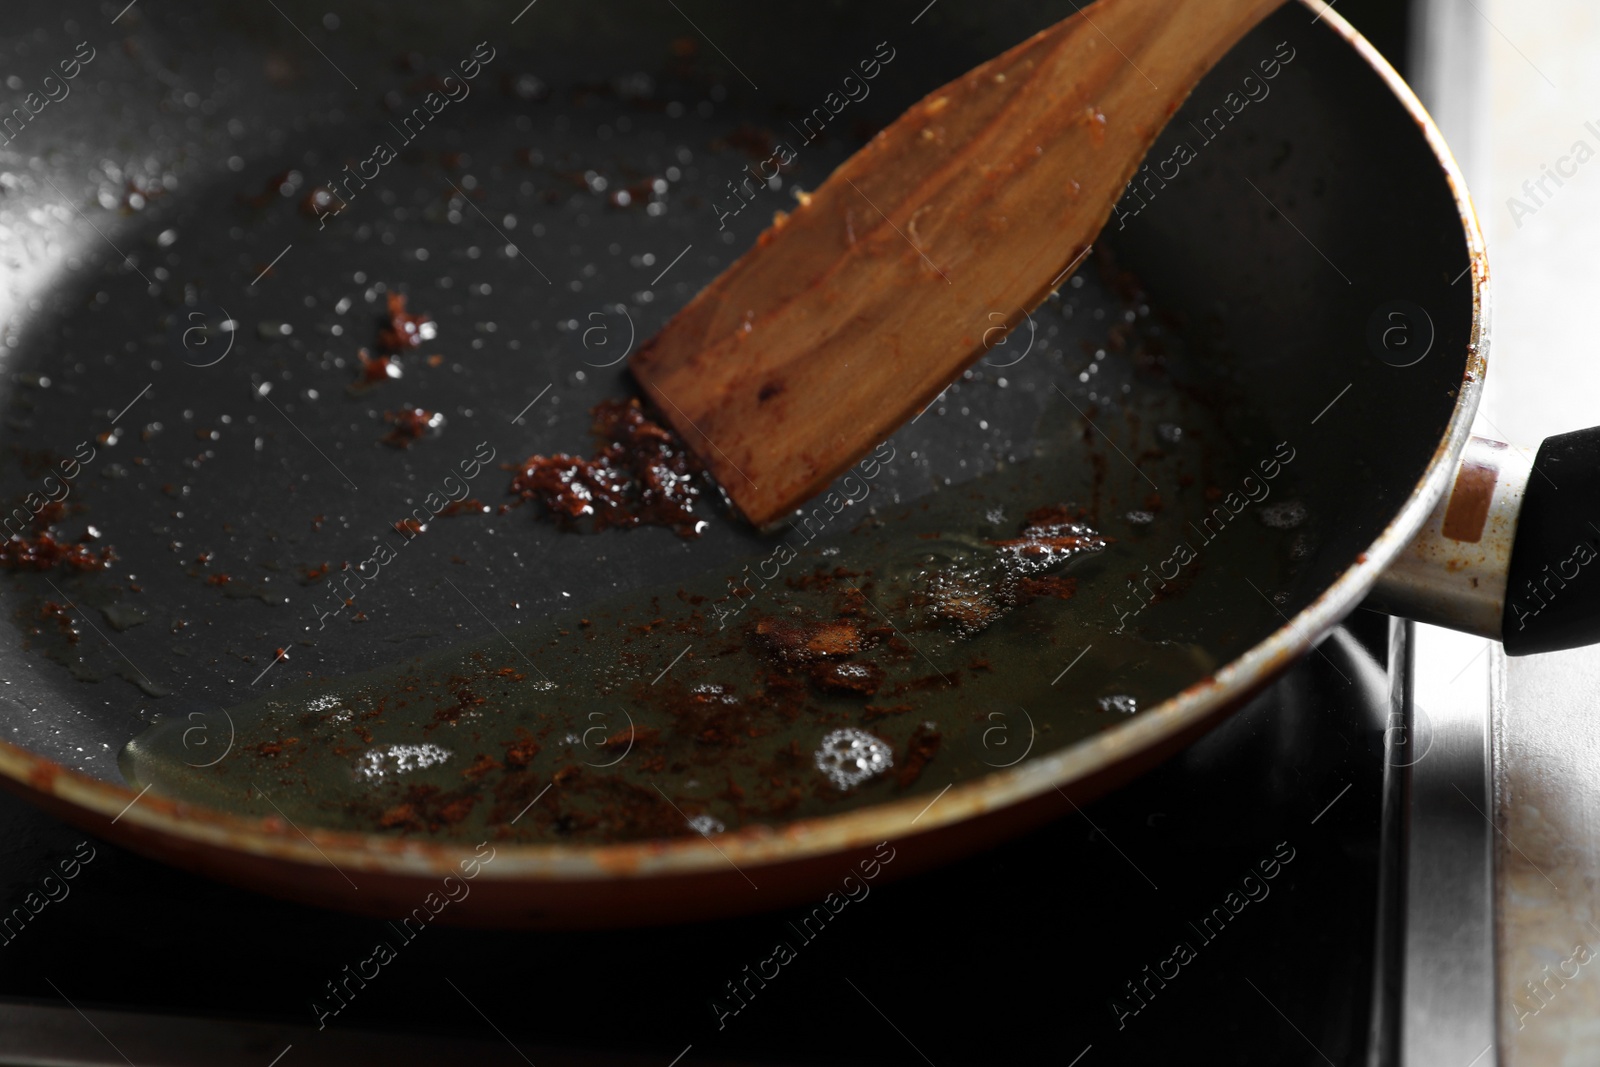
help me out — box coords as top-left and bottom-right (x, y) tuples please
(1369, 428), (1600, 655)
(1367, 435), (1530, 641)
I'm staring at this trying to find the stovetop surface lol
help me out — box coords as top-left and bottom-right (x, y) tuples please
(0, 612), (1392, 1066)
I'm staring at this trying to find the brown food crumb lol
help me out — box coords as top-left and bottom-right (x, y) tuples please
(431, 685), (486, 727)
(986, 504), (1107, 561)
(379, 803), (417, 829)
(382, 407), (443, 448)
(503, 730), (541, 767)
(438, 796), (476, 824)
(1016, 575), (1078, 601)
(0, 533), (115, 573)
(355, 348), (401, 386)
(863, 702), (913, 721)
(895, 722), (942, 788)
(923, 576), (1002, 631)
(35, 601), (79, 643)
(806, 620), (863, 657)
(509, 398), (704, 538)
(375, 292), (436, 354)
(609, 724), (660, 749)
(920, 506), (1105, 636)
(463, 753), (502, 780)
(376, 785), (478, 832)
(752, 616), (864, 665)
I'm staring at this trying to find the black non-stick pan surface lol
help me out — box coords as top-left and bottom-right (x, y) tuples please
(0, 0), (1473, 921)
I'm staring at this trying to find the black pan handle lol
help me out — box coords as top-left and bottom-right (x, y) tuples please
(1368, 428), (1600, 655)
(1499, 427), (1600, 655)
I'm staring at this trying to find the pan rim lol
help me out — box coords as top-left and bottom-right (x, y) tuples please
(0, 0), (1489, 887)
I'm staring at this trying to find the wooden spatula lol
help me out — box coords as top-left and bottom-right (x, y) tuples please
(630, 0), (1288, 529)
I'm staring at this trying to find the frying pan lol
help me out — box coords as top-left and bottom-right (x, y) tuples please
(0, 0), (1568, 928)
